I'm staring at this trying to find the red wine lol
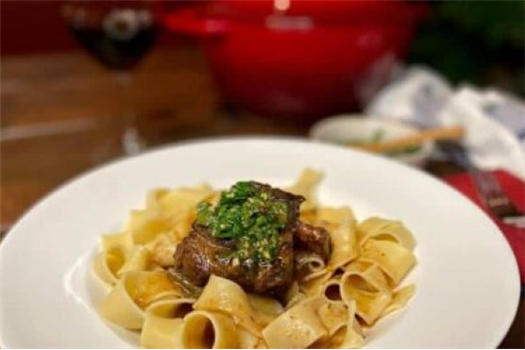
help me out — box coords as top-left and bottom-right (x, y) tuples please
(68, 9), (158, 71)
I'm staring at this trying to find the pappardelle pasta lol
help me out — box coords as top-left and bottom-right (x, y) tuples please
(93, 169), (417, 348)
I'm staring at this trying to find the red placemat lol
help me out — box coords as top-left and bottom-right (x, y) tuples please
(443, 170), (525, 283)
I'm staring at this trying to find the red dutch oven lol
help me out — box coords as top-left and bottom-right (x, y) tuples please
(164, 0), (427, 122)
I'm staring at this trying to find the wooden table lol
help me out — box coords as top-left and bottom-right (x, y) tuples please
(1, 47), (523, 348)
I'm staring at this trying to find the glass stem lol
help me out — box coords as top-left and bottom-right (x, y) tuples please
(115, 71), (144, 155)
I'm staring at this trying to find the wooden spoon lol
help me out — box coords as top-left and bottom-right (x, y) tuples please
(352, 125), (465, 154)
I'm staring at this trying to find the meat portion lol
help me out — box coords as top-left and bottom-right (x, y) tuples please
(295, 221), (331, 261)
(171, 182), (332, 295)
(172, 224), (294, 294)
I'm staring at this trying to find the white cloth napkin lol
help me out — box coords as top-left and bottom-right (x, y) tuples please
(366, 66), (525, 180)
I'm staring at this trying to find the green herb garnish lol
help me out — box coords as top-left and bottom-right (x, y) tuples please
(370, 129), (385, 143)
(196, 182), (288, 263)
(346, 129), (385, 146)
(386, 145), (422, 156)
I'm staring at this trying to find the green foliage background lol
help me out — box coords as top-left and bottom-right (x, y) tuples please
(408, 1), (524, 95)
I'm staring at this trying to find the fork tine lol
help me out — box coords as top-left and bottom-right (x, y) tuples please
(465, 164), (521, 223)
(482, 171), (505, 196)
(471, 170), (498, 206)
(437, 140), (525, 227)
(503, 216), (525, 228)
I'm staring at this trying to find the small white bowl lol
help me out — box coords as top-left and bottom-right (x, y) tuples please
(310, 115), (435, 167)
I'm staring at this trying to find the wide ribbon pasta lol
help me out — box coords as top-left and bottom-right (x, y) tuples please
(287, 168), (323, 212)
(247, 294), (284, 327)
(322, 208), (358, 270)
(357, 217), (415, 250)
(262, 298), (327, 348)
(382, 284), (416, 318)
(359, 239), (416, 285)
(182, 311), (239, 349)
(93, 170), (418, 349)
(335, 301), (365, 349)
(141, 298), (194, 348)
(117, 247), (151, 277)
(193, 275), (261, 336)
(92, 231), (134, 285)
(92, 246), (127, 285)
(296, 250), (327, 281)
(317, 299), (349, 337)
(127, 210), (173, 245)
(98, 271), (180, 330)
(285, 282), (307, 308)
(340, 261), (393, 325)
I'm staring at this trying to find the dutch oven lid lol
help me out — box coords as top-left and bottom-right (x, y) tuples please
(203, 0), (428, 24)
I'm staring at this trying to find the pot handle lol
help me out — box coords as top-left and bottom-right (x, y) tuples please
(163, 7), (228, 38)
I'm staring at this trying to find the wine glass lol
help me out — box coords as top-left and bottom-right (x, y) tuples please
(62, 0), (160, 155)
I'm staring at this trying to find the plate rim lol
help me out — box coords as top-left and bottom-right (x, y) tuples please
(0, 136), (520, 348)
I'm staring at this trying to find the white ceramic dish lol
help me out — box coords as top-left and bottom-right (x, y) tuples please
(0, 138), (519, 348)
(310, 115), (435, 167)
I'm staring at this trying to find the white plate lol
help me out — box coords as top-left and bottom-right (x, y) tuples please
(0, 138), (520, 348)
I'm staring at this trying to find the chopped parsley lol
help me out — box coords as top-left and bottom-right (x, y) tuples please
(195, 181), (288, 263)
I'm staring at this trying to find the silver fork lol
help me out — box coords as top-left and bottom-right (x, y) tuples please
(437, 140), (525, 228)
